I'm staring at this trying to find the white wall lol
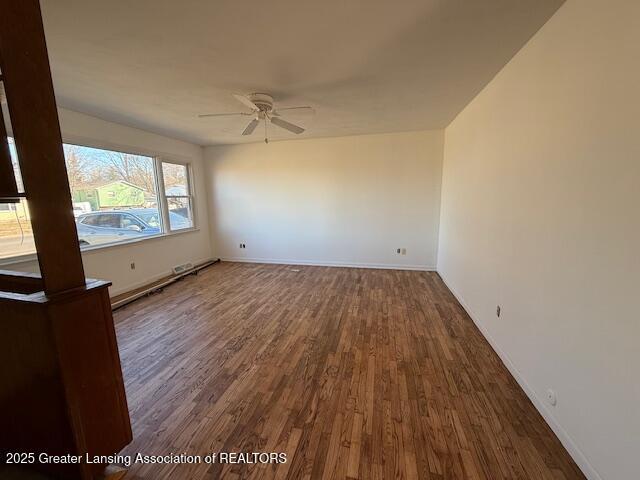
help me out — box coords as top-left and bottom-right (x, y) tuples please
(205, 131), (443, 270)
(4, 108), (213, 296)
(437, 1), (640, 479)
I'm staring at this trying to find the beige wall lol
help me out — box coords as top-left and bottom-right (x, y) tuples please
(4, 108), (213, 296)
(205, 130), (443, 270)
(438, 1), (640, 479)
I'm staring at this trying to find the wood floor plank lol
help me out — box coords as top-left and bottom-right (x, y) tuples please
(113, 262), (585, 480)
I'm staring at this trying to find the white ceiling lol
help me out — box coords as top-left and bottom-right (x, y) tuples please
(40, 0), (564, 146)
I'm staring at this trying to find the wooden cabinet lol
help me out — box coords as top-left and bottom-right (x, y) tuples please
(0, 276), (132, 479)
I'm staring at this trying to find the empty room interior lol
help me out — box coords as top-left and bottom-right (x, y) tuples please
(0, 0), (638, 479)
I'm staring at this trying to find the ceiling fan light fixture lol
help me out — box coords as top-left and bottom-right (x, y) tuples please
(199, 92), (313, 143)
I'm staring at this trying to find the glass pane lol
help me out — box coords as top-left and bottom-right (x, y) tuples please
(1, 140), (34, 259)
(1, 140), (164, 260)
(7, 137), (24, 192)
(64, 144), (160, 248)
(162, 162), (188, 196)
(0, 198), (35, 259)
(167, 197), (193, 230)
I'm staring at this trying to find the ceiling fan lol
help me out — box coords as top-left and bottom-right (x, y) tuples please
(198, 93), (313, 143)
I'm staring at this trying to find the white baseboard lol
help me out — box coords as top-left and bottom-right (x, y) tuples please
(220, 256), (436, 272)
(437, 270), (601, 480)
(108, 257), (214, 297)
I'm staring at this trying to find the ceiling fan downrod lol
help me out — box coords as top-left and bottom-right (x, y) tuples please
(264, 115), (268, 144)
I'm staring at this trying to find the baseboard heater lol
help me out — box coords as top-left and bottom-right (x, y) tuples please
(111, 258), (220, 311)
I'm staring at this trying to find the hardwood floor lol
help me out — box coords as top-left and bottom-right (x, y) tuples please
(113, 262), (585, 480)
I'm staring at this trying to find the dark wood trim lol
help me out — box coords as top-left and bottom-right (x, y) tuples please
(0, 269), (43, 294)
(0, 0), (85, 295)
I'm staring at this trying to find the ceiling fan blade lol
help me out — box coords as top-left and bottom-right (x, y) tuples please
(242, 117), (260, 135)
(233, 94), (259, 112)
(273, 106), (315, 115)
(198, 112), (251, 118)
(270, 116), (305, 134)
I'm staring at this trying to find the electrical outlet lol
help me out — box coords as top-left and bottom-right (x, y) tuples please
(396, 248), (401, 254)
(239, 243), (246, 249)
(496, 305), (501, 317)
(130, 262), (136, 270)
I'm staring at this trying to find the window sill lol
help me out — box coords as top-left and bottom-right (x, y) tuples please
(0, 227), (200, 268)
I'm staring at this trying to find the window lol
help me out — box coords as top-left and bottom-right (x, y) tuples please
(120, 214), (145, 231)
(0, 138), (195, 261)
(64, 144), (161, 249)
(0, 197), (35, 259)
(160, 161), (194, 231)
(79, 215), (99, 226)
(135, 210), (161, 228)
(96, 214), (121, 229)
(0, 138), (35, 259)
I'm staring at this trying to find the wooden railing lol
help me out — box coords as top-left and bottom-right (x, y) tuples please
(0, 269), (43, 294)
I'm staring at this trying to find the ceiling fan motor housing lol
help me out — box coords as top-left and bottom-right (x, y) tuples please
(249, 93), (274, 113)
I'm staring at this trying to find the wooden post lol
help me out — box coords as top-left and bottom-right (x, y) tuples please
(0, 4), (132, 478)
(0, 0), (85, 294)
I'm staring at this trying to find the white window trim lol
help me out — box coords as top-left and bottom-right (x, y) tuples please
(155, 157), (171, 233)
(0, 226), (201, 268)
(157, 158), (196, 233)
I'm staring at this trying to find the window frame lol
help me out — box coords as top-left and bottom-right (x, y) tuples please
(156, 158), (196, 233)
(0, 136), (198, 267)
